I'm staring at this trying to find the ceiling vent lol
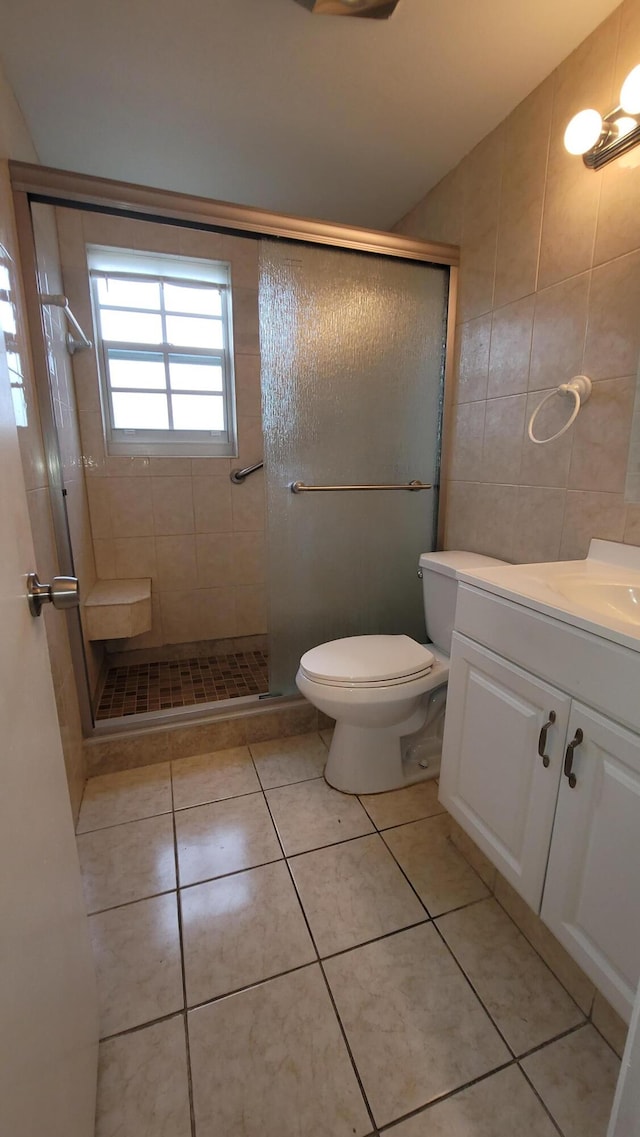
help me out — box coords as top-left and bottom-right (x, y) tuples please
(295, 0), (400, 18)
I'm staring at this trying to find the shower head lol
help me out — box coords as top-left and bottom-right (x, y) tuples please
(294, 0), (400, 18)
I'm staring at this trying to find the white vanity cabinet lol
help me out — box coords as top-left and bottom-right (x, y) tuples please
(541, 703), (640, 1021)
(440, 597), (640, 1023)
(439, 634), (570, 911)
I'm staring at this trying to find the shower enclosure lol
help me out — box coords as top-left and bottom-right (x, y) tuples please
(11, 163), (456, 733)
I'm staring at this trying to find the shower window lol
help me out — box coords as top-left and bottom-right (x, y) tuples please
(89, 247), (237, 457)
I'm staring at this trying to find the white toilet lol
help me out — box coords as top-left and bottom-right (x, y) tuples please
(296, 550), (506, 794)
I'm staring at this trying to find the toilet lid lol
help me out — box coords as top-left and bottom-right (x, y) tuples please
(300, 635), (435, 685)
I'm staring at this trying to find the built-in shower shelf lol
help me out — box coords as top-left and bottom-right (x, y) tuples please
(84, 579), (152, 641)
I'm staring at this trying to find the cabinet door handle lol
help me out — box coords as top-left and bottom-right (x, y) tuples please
(538, 711), (556, 767)
(564, 728), (583, 788)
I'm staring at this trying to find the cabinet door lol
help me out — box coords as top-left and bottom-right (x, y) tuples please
(439, 634), (570, 910)
(541, 703), (640, 1023)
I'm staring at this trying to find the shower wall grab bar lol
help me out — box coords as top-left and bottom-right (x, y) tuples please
(230, 460), (264, 484)
(291, 479), (431, 493)
(39, 292), (93, 354)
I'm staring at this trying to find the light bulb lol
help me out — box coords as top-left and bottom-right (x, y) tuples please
(621, 65), (640, 114)
(563, 109), (603, 155)
(615, 115), (637, 139)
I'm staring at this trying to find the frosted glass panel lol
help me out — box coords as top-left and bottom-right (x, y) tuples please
(260, 241), (448, 695)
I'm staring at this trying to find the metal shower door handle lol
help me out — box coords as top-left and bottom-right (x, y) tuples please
(27, 572), (80, 617)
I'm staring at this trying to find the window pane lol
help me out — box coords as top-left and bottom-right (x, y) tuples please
(108, 351), (166, 390)
(163, 283), (222, 316)
(96, 276), (160, 310)
(100, 309), (163, 344)
(112, 392), (169, 430)
(169, 355), (223, 392)
(166, 314), (224, 349)
(171, 394), (225, 431)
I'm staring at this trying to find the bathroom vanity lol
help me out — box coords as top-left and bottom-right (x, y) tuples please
(439, 540), (640, 1024)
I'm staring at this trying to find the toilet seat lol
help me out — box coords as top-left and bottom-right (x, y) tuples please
(299, 634), (435, 689)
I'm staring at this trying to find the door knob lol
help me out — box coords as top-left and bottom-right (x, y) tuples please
(27, 572), (80, 617)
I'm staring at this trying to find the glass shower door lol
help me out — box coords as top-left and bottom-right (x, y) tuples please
(259, 241), (449, 695)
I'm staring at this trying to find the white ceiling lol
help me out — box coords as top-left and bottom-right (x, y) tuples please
(0, 0), (621, 229)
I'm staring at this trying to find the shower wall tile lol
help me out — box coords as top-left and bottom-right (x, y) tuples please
(396, 0), (640, 564)
(56, 209), (267, 650)
(151, 477), (195, 536)
(156, 535), (198, 591)
(114, 536), (157, 581)
(193, 476), (233, 533)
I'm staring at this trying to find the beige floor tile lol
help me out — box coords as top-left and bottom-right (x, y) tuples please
(175, 793), (282, 886)
(383, 815), (489, 916)
(181, 861), (315, 1004)
(385, 1065), (558, 1137)
(89, 893), (183, 1038)
(188, 965), (371, 1137)
(320, 728), (334, 748)
(249, 732), (327, 789)
(78, 813), (176, 914)
(171, 745), (259, 809)
(95, 1016), (191, 1137)
(359, 781), (444, 830)
(77, 763), (172, 833)
(437, 899), (584, 1054)
(290, 834), (426, 956)
(521, 1025), (620, 1137)
(324, 923), (510, 1127)
(266, 778), (374, 856)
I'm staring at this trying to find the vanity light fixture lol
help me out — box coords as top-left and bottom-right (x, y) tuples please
(294, 0), (400, 17)
(564, 63), (640, 167)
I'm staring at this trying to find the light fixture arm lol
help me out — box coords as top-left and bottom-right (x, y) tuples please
(564, 63), (640, 169)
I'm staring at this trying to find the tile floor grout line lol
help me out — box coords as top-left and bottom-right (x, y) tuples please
(255, 755), (380, 1136)
(86, 885), (178, 918)
(169, 765), (198, 1137)
(76, 805), (174, 837)
(316, 917), (432, 964)
(516, 1061), (566, 1137)
(375, 1057), (519, 1133)
(98, 1007), (189, 1045)
(516, 1019), (592, 1062)
(184, 961), (319, 1015)
(429, 918), (518, 1061)
(491, 890), (594, 1023)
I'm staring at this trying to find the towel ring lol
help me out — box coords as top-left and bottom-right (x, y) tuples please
(527, 375), (592, 445)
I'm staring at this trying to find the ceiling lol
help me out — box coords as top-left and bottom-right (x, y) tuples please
(0, 0), (621, 229)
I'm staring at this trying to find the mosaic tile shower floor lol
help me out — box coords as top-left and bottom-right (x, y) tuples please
(96, 650), (269, 719)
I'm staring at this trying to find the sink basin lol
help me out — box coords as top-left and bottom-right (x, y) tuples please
(549, 577), (640, 626)
(455, 540), (640, 648)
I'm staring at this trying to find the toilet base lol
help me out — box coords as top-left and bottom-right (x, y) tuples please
(324, 719), (442, 795)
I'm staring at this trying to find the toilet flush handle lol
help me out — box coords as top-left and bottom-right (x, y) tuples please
(417, 569), (423, 579)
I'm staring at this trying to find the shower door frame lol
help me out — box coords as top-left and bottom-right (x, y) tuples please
(10, 160), (459, 737)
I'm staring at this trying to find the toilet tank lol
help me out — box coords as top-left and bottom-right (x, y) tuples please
(419, 551), (507, 655)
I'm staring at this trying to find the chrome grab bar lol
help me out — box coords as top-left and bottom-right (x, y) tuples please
(39, 293), (93, 354)
(230, 460), (264, 484)
(291, 479), (431, 493)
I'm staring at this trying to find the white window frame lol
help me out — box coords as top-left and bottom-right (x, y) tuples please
(88, 247), (237, 458)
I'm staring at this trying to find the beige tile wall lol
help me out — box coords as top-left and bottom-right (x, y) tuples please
(55, 210), (267, 650)
(396, 0), (640, 562)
